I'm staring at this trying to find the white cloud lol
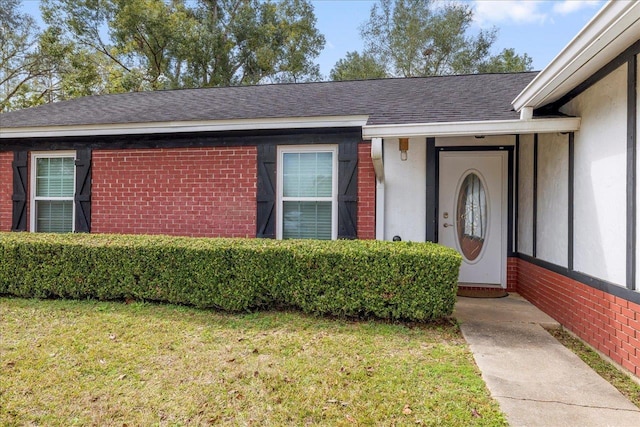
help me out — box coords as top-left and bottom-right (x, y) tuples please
(552, 1), (602, 15)
(473, 1), (548, 26)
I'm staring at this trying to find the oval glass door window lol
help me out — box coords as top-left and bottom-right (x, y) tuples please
(456, 172), (487, 261)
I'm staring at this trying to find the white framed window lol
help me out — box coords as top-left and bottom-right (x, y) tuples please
(30, 151), (76, 233)
(276, 145), (338, 240)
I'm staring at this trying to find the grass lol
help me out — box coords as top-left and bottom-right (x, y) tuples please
(0, 298), (506, 426)
(547, 328), (640, 408)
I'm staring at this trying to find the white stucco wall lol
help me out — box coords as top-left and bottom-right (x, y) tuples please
(536, 133), (569, 267)
(435, 135), (515, 147)
(561, 64), (627, 286)
(518, 134), (534, 256)
(383, 138), (427, 241)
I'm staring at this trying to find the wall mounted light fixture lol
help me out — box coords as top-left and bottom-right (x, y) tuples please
(399, 138), (409, 161)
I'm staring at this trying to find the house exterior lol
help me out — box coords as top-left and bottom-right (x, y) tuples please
(1, 1), (639, 377)
(510, 1), (640, 377)
(0, 73), (537, 241)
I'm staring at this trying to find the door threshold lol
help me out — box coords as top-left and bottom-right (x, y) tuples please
(457, 284), (509, 298)
(458, 283), (503, 289)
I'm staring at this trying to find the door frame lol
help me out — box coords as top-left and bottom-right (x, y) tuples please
(428, 144), (515, 284)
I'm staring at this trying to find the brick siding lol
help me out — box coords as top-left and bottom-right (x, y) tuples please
(506, 257), (518, 292)
(0, 152), (13, 231)
(515, 258), (640, 377)
(357, 142), (376, 239)
(91, 147), (257, 237)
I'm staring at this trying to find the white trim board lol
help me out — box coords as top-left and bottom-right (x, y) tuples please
(362, 117), (581, 139)
(0, 115), (370, 139)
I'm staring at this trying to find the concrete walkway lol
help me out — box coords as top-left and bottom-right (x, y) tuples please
(454, 293), (640, 426)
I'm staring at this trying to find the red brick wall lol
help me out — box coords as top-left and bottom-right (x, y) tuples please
(357, 142), (375, 239)
(0, 152), (13, 231)
(91, 147), (257, 237)
(516, 258), (640, 377)
(506, 257), (518, 292)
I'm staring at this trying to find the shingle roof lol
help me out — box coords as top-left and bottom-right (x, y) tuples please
(0, 72), (538, 129)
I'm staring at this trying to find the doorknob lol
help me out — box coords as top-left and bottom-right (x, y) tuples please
(443, 223), (454, 228)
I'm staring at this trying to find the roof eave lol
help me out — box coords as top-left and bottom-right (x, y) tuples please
(0, 115), (370, 139)
(512, 0), (640, 112)
(361, 117), (581, 139)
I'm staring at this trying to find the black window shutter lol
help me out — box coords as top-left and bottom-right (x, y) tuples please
(338, 141), (358, 239)
(256, 144), (276, 238)
(11, 151), (28, 231)
(74, 148), (92, 233)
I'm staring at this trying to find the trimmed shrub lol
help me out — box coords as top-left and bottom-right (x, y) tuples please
(0, 233), (462, 321)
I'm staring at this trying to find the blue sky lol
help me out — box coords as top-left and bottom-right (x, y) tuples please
(312, 0), (605, 75)
(21, 0), (607, 77)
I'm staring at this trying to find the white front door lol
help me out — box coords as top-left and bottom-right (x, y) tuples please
(438, 151), (507, 287)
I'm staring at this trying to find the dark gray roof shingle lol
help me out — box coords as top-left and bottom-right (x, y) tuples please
(0, 72), (537, 129)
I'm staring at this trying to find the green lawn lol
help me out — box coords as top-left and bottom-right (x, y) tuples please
(0, 298), (506, 426)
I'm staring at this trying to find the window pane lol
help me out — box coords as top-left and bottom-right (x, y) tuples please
(282, 201), (332, 240)
(36, 201), (73, 233)
(36, 157), (75, 197)
(283, 152), (333, 197)
(456, 173), (487, 261)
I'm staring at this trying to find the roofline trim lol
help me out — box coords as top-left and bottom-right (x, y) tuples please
(512, 0), (640, 111)
(0, 115), (370, 139)
(361, 117), (581, 139)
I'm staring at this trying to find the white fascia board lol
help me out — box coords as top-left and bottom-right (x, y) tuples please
(0, 115), (370, 139)
(513, 1), (640, 111)
(362, 117), (581, 139)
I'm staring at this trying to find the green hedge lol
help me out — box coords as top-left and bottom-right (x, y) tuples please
(0, 233), (462, 321)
